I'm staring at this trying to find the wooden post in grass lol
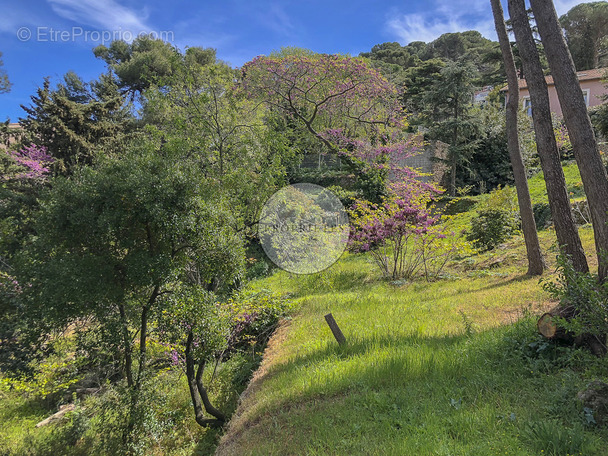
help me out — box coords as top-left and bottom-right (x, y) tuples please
(325, 313), (346, 345)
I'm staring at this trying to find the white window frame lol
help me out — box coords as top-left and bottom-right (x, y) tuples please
(581, 88), (590, 107)
(523, 96), (532, 116)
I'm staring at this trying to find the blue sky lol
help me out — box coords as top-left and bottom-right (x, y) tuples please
(0, 0), (592, 121)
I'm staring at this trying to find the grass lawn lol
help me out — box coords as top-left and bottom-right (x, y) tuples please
(217, 225), (608, 455)
(528, 163), (585, 204)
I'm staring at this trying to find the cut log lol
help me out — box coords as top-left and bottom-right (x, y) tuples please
(537, 312), (558, 338)
(537, 307), (576, 342)
(537, 305), (607, 356)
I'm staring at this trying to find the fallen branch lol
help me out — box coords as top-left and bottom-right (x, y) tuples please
(35, 404), (75, 428)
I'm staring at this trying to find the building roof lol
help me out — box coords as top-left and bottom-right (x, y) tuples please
(501, 68), (608, 92)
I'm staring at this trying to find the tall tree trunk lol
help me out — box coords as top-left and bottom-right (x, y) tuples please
(184, 331), (225, 427)
(135, 285), (160, 388)
(530, 0), (608, 281)
(118, 302), (134, 388)
(508, 0), (589, 274)
(491, 0), (545, 276)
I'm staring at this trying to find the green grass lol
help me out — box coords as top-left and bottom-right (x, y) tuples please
(0, 352), (254, 456)
(217, 233), (608, 455)
(1, 165), (604, 455)
(528, 163), (585, 204)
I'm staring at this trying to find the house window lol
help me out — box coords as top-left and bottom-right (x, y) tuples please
(582, 88), (590, 107)
(523, 97), (532, 116)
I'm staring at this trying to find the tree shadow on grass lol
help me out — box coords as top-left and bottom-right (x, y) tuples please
(263, 331), (470, 385)
(289, 269), (376, 298)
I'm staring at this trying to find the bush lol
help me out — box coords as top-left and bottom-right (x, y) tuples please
(225, 290), (293, 352)
(533, 202), (552, 230)
(442, 197), (477, 215)
(349, 193), (471, 280)
(543, 255), (608, 341)
(325, 185), (359, 209)
(467, 208), (520, 251)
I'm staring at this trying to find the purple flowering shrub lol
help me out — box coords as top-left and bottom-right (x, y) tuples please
(156, 288), (291, 370)
(224, 290), (292, 352)
(3, 144), (54, 181)
(349, 189), (468, 280)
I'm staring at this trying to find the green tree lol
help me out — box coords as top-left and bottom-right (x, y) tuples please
(19, 72), (135, 174)
(17, 142), (244, 439)
(560, 2), (608, 70)
(143, 59), (291, 230)
(94, 35), (216, 99)
(0, 51), (11, 94)
(402, 59), (445, 127)
(531, 0), (608, 281)
(424, 60), (480, 196)
(509, 0), (589, 274)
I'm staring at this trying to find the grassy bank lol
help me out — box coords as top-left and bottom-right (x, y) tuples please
(217, 225), (608, 455)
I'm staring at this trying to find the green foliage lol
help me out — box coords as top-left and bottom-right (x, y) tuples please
(467, 103), (514, 192)
(14, 140), (246, 434)
(467, 208), (520, 251)
(225, 289), (293, 351)
(143, 60), (292, 232)
(19, 73), (135, 173)
(0, 50), (11, 94)
(288, 168), (354, 190)
(362, 31), (503, 89)
(533, 202), (552, 229)
(94, 36), (216, 98)
(560, 2), (608, 71)
(325, 185), (359, 209)
(424, 60), (481, 194)
(543, 254), (608, 340)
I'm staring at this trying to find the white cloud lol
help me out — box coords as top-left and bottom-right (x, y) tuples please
(0, 8), (40, 33)
(388, 0), (604, 46)
(47, 0), (150, 33)
(388, 10), (496, 44)
(255, 3), (295, 36)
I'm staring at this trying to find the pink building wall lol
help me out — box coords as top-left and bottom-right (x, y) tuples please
(518, 78), (606, 117)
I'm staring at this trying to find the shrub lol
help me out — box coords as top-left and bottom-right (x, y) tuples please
(467, 208), (520, 251)
(533, 202), (552, 230)
(225, 289), (292, 351)
(543, 255), (608, 342)
(442, 197), (477, 215)
(326, 185), (359, 209)
(348, 193), (470, 280)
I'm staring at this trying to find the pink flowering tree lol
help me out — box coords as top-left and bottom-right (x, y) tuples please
(240, 53), (433, 202)
(1, 144), (54, 295)
(8, 145), (54, 180)
(349, 191), (467, 281)
(2, 144), (54, 182)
